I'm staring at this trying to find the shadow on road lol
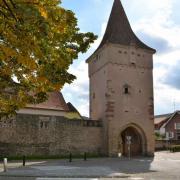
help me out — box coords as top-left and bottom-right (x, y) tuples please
(0, 156), (156, 178)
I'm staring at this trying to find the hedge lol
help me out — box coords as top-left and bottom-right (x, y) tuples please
(169, 145), (180, 152)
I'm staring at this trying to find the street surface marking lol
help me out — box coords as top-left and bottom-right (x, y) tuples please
(36, 178), (98, 180)
(33, 166), (80, 171)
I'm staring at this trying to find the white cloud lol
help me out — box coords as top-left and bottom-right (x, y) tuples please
(62, 61), (89, 115)
(62, 22), (107, 117)
(90, 22), (107, 50)
(126, 0), (180, 114)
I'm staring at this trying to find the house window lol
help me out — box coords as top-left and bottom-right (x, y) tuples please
(166, 132), (174, 139)
(176, 132), (180, 140)
(175, 123), (180, 130)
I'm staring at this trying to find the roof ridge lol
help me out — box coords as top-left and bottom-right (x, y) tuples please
(155, 113), (172, 118)
(162, 111), (178, 128)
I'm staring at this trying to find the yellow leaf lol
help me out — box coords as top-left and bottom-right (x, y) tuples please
(38, 6), (48, 18)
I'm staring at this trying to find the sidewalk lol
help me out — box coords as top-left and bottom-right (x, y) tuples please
(0, 152), (180, 179)
(0, 160), (47, 173)
(0, 158), (132, 178)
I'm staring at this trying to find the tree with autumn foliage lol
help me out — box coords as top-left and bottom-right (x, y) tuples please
(0, 0), (97, 118)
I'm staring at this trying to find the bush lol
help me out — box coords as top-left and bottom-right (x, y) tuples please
(155, 132), (166, 140)
(169, 145), (180, 152)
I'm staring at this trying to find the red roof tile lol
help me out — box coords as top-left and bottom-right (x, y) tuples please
(27, 91), (69, 111)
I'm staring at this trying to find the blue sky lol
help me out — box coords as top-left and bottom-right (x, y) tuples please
(61, 0), (180, 117)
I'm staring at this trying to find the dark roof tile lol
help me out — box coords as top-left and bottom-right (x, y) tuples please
(97, 0), (156, 52)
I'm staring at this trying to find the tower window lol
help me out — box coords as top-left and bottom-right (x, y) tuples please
(124, 87), (129, 94)
(123, 84), (130, 94)
(130, 58), (136, 66)
(131, 62), (136, 66)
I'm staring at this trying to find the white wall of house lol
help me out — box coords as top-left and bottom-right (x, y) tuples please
(18, 108), (67, 116)
(159, 127), (166, 135)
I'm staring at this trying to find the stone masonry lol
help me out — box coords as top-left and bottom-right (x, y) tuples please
(0, 114), (103, 156)
(86, 0), (156, 156)
(0, 0), (156, 157)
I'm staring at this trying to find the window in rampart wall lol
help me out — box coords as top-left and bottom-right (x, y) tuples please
(39, 121), (49, 129)
(39, 116), (50, 129)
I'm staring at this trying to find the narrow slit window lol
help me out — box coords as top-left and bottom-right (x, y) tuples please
(123, 84), (130, 94)
(40, 121), (43, 128)
(93, 93), (95, 99)
(124, 87), (129, 94)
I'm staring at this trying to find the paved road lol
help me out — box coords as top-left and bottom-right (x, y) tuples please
(0, 152), (180, 180)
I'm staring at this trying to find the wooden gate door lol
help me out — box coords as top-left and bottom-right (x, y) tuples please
(121, 127), (142, 156)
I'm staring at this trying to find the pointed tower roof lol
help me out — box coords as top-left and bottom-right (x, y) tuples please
(97, 0), (156, 52)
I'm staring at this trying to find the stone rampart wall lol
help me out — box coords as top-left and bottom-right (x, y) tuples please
(0, 114), (103, 156)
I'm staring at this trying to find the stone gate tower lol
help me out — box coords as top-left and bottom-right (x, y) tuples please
(86, 0), (156, 156)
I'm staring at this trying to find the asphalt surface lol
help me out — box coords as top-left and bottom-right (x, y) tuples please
(0, 151), (180, 180)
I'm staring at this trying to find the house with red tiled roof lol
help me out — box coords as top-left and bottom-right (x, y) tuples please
(154, 111), (180, 140)
(18, 91), (82, 119)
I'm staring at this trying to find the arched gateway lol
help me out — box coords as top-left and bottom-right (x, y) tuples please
(119, 124), (147, 156)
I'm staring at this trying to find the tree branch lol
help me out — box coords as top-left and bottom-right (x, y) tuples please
(0, 4), (9, 10)
(0, 9), (9, 19)
(9, 0), (16, 9)
(2, 0), (17, 21)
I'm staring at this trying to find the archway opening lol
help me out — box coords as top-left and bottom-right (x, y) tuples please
(121, 127), (143, 156)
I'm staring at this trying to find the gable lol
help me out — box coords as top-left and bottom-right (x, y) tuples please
(27, 91), (69, 111)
